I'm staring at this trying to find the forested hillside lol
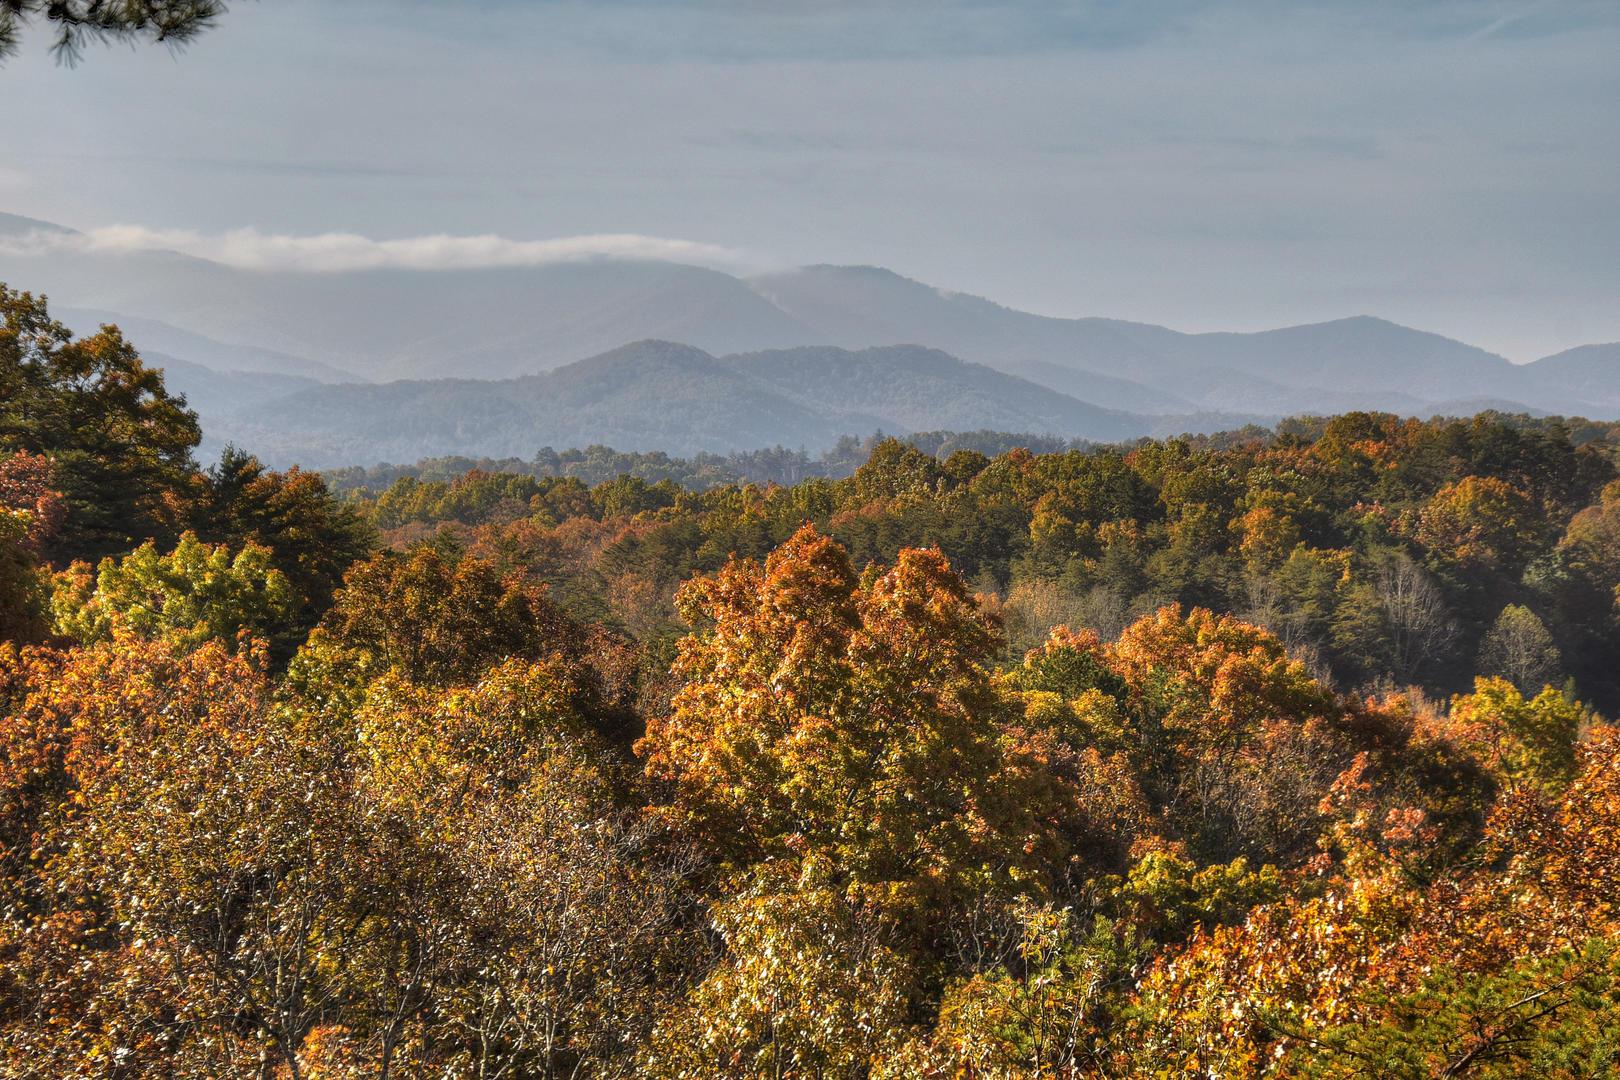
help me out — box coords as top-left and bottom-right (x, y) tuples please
(348, 407), (1620, 710)
(5, 287), (1620, 1076)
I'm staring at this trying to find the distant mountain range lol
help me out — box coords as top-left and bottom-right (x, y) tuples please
(3, 210), (1618, 467)
(212, 340), (1152, 467)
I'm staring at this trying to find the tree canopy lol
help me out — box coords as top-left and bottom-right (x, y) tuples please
(1, 307), (1618, 1075)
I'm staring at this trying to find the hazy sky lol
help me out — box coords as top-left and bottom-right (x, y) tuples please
(2, 0), (1617, 360)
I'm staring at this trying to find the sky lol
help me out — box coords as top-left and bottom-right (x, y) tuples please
(1, 0), (1617, 360)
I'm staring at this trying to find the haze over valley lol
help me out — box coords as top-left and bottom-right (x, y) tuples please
(4, 211), (1617, 468)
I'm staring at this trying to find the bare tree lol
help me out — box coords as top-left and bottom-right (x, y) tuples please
(1000, 580), (1133, 655)
(1479, 604), (1563, 693)
(1374, 551), (1458, 683)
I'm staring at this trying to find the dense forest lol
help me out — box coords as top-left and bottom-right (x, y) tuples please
(320, 430), (1102, 497)
(4, 285), (1620, 1076)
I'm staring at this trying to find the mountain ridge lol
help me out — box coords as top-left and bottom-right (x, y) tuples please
(6, 211), (1620, 465)
(211, 339), (1149, 468)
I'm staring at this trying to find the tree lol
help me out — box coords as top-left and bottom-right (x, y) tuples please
(336, 659), (695, 1078)
(645, 876), (916, 1079)
(1414, 476), (1544, 575)
(1126, 724), (1620, 1079)
(0, 511), (46, 644)
(428, 750), (695, 1078)
(0, 288), (200, 560)
(847, 438), (944, 504)
(1445, 677), (1584, 795)
(894, 899), (1144, 1077)
(0, 452), (63, 551)
(1557, 478), (1620, 625)
(1106, 605), (1351, 863)
(639, 525), (1056, 924)
(1549, 479), (1620, 705)
(1, 616), (685, 1076)
(1496, 725), (1620, 935)
(50, 532), (298, 652)
(1233, 504), (1301, 570)
(1478, 604), (1562, 693)
(1372, 550), (1458, 684)
(0, 635), (342, 1078)
(0, 454), (60, 643)
(192, 447), (376, 635)
(1127, 884), (1399, 1077)
(314, 545), (584, 688)
(0, 0), (224, 63)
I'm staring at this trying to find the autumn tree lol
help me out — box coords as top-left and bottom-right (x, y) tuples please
(640, 525), (1056, 924)
(1104, 605), (1353, 863)
(0, 453), (60, 643)
(891, 897), (1155, 1077)
(2, 620), (686, 1077)
(1557, 479), (1620, 611)
(1124, 717), (1620, 1079)
(0, 288), (200, 560)
(645, 876), (916, 1078)
(0, 514), (45, 645)
(320, 658), (695, 1077)
(1415, 475), (1544, 575)
(314, 545), (585, 688)
(0, 452), (63, 550)
(0, 636), (336, 1077)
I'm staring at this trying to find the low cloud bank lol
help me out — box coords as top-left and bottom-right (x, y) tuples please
(0, 224), (752, 273)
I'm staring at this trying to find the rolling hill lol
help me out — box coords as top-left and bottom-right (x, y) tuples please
(1523, 344), (1620, 414)
(747, 266), (1539, 415)
(214, 340), (1149, 468)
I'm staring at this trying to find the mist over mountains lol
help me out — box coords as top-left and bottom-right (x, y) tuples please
(3, 211), (1618, 468)
(211, 341), (1148, 467)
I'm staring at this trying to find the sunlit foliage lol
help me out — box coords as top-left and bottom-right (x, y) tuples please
(3, 316), (1620, 1075)
(50, 532), (298, 652)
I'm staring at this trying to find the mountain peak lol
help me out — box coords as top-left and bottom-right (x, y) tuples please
(549, 339), (721, 378)
(797, 263), (916, 281)
(760, 264), (940, 295)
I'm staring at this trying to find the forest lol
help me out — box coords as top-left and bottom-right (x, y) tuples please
(4, 285), (1620, 1077)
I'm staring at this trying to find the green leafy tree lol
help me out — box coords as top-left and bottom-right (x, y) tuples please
(50, 532), (298, 652)
(193, 447), (375, 631)
(1446, 677), (1585, 795)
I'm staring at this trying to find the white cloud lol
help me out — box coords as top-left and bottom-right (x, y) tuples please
(0, 224), (754, 273)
